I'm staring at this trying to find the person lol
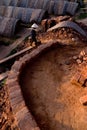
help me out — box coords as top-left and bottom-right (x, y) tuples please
(29, 28), (37, 46)
(29, 23), (38, 46)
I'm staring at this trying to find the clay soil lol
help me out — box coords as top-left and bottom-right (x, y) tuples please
(20, 43), (87, 130)
(1, 21), (87, 130)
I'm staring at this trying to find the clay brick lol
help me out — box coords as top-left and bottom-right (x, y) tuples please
(71, 72), (81, 85)
(79, 75), (86, 85)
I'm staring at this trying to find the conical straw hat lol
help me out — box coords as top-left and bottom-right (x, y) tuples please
(31, 23), (39, 28)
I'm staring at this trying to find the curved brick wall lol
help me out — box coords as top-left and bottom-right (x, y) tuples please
(6, 41), (59, 130)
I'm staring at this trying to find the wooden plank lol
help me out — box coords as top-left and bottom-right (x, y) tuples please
(0, 46), (33, 64)
(0, 28), (30, 60)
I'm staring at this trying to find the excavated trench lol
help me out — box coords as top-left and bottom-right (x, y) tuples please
(18, 43), (87, 130)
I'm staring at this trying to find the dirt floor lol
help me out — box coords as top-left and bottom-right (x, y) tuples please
(20, 43), (87, 130)
(1, 18), (87, 130)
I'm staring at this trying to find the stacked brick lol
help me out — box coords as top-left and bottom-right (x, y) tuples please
(6, 41), (58, 130)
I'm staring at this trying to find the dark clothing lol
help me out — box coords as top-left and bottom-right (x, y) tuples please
(30, 29), (36, 39)
(30, 29), (37, 46)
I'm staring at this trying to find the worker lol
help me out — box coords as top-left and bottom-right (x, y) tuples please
(29, 23), (38, 46)
(30, 28), (37, 46)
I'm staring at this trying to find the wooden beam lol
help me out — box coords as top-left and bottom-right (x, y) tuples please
(0, 46), (34, 64)
(0, 28), (31, 60)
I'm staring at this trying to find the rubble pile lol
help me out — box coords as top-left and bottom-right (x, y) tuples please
(39, 27), (87, 45)
(70, 50), (87, 106)
(71, 50), (87, 84)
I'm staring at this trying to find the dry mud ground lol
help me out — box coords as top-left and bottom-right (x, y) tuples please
(20, 43), (87, 130)
(1, 22), (87, 130)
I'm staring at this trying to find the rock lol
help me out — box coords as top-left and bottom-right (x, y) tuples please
(62, 28), (65, 31)
(64, 34), (67, 37)
(84, 80), (87, 87)
(76, 59), (82, 64)
(83, 56), (87, 61)
(73, 56), (78, 60)
(72, 38), (76, 41)
(71, 72), (81, 86)
(80, 95), (87, 105)
(80, 50), (85, 57)
(41, 19), (56, 32)
(78, 75), (85, 85)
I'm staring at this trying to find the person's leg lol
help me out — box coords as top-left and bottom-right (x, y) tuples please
(34, 37), (37, 46)
(30, 38), (33, 46)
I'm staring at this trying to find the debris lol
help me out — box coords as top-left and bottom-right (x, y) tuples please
(71, 72), (81, 86)
(76, 59), (82, 64)
(72, 38), (76, 41)
(83, 56), (87, 61)
(80, 95), (87, 105)
(72, 65), (87, 87)
(41, 19), (56, 32)
(79, 50), (85, 58)
(73, 56), (78, 60)
(47, 20), (87, 37)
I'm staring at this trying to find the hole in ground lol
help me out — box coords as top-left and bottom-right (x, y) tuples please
(19, 44), (87, 130)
